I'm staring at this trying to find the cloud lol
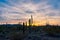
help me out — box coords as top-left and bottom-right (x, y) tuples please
(47, 0), (60, 9)
(0, 0), (60, 24)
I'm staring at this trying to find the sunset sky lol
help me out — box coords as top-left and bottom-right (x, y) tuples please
(0, 0), (60, 25)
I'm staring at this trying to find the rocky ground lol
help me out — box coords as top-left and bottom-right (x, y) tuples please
(0, 25), (60, 40)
